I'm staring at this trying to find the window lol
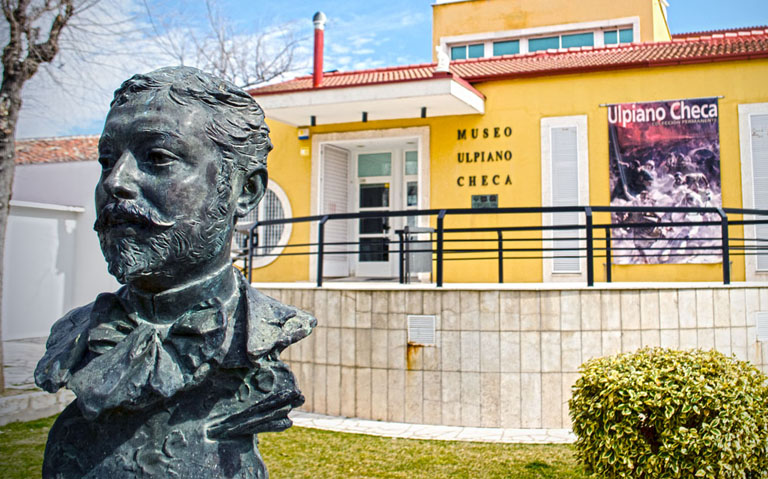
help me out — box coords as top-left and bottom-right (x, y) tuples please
(493, 40), (520, 56)
(404, 150), (419, 227)
(529, 36), (560, 52)
(562, 32), (594, 48)
(530, 32), (593, 52)
(451, 44), (484, 60)
(405, 150), (418, 175)
(739, 103), (768, 279)
(541, 116), (589, 281)
(441, 18), (640, 59)
(358, 152), (391, 177)
(467, 44), (484, 58)
(604, 28), (633, 44)
(451, 46), (466, 60)
(233, 181), (293, 268)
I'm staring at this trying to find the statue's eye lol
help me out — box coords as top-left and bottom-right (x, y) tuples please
(147, 149), (178, 166)
(98, 154), (113, 170)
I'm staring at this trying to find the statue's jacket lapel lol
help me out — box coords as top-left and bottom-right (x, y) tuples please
(34, 269), (317, 424)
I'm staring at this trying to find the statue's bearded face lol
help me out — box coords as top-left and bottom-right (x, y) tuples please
(94, 96), (236, 292)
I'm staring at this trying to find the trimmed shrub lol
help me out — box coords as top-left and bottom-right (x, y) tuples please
(569, 347), (768, 478)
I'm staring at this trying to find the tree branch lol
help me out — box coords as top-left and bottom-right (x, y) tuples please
(21, 0), (74, 80)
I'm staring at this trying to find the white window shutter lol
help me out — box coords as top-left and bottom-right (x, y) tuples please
(757, 312), (768, 341)
(751, 115), (768, 271)
(551, 127), (580, 273)
(321, 145), (350, 276)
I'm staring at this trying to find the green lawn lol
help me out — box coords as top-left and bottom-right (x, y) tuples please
(1, 415), (588, 479)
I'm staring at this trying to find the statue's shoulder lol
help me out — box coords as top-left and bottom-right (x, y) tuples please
(242, 282), (317, 361)
(34, 290), (123, 393)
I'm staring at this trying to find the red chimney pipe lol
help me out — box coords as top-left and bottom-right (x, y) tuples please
(313, 12), (327, 88)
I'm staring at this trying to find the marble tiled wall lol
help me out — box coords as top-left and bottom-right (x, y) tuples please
(260, 287), (768, 429)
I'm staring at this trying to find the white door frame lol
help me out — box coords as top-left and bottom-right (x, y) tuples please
(310, 126), (430, 281)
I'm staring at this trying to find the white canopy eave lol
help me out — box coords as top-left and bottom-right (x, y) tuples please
(252, 76), (485, 126)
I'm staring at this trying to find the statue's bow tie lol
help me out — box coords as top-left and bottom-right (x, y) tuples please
(71, 292), (229, 419)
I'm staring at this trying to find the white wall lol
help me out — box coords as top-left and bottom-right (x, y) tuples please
(4, 161), (119, 340)
(3, 203), (80, 339)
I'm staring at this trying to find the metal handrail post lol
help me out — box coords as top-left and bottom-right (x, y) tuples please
(247, 221), (258, 284)
(317, 216), (329, 288)
(436, 210), (446, 287)
(585, 207), (594, 287)
(398, 229), (406, 284)
(604, 226), (612, 283)
(497, 229), (504, 283)
(404, 225), (411, 285)
(717, 207), (730, 285)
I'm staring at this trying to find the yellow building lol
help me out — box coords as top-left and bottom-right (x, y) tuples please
(241, 0), (768, 429)
(247, 0), (768, 286)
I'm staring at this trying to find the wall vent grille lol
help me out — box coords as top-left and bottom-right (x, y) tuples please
(757, 312), (768, 342)
(407, 315), (436, 345)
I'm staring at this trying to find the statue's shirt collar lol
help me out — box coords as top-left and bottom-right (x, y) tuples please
(125, 263), (237, 323)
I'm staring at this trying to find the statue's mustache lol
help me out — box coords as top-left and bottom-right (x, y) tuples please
(94, 202), (175, 232)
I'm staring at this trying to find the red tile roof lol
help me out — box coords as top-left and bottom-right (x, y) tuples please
(250, 28), (768, 96)
(672, 26), (768, 38)
(15, 135), (99, 165)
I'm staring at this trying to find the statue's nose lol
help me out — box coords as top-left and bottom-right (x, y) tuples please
(102, 151), (139, 200)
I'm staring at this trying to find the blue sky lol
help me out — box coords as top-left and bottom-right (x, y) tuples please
(16, 0), (768, 138)
(170, 0), (768, 74)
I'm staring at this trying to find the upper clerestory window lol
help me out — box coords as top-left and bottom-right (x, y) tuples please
(530, 32), (594, 52)
(529, 36), (560, 52)
(451, 43), (484, 60)
(493, 40), (520, 56)
(604, 28), (634, 45)
(449, 24), (633, 61)
(561, 32), (594, 48)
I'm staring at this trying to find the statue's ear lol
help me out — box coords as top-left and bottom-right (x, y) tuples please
(235, 167), (267, 218)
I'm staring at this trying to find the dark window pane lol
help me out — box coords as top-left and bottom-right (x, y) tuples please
(493, 40), (519, 56)
(360, 218), (387, 234)
(360, 237), (389, 262)
(360, 184), (389, 208)
(619, 28), (633, 43)
(407, 181), (418, 207)
(529, 36), (559, 52)
(604, 30), (618, 44)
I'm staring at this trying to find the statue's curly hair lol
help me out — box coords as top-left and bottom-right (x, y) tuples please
(111, 66), (272, 178)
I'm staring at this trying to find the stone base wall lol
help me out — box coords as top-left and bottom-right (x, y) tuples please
(0, 390), (74, 426)
(259, 285), (768, 429)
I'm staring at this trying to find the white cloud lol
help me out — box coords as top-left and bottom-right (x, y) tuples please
(330, 44), (352, 54)
(400, 12), (425, 27)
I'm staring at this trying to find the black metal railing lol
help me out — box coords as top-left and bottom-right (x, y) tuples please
(244, 206), (768, 287)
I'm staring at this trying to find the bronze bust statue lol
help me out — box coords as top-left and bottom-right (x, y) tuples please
(34, 66), (315, 478)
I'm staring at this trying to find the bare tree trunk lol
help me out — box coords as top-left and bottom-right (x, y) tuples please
(0, 81), (22, 393)
(1, 0), (75, 393)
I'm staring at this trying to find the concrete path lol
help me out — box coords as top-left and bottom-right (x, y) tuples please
(3, 337), (46, 390)
(289, 411), (575, 444)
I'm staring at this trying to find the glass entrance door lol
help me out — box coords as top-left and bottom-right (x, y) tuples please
(356, 152), (395, 277)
